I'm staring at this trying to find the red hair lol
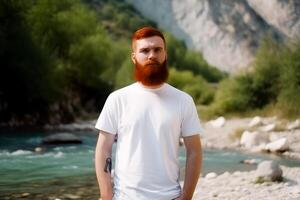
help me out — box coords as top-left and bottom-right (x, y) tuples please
(132, 26), (166, 50)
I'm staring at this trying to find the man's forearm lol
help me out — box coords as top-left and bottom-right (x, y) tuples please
(95, 147), (113, 199)
(181, 149), (202, 200)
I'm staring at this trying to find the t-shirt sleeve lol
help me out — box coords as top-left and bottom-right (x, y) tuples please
(95, 94), (118, 135)
(181, 95), (203, 137)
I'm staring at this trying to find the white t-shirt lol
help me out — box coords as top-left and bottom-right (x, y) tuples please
(95, 82), (202, 200)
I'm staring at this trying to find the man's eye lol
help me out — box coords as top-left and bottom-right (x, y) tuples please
(155, 48), (162, 53)
(141, 49), (149, 53)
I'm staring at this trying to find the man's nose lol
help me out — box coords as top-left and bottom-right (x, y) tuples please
(148, 50), (156, 60)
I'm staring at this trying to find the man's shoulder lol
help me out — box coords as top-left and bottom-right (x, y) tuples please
(166, 83), (193, 100)
(108, 82), (137, 98)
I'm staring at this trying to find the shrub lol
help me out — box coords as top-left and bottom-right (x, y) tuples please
(211, 74), (254, 114)
(168, 68), (215, 105)
(277, 41), (300, 117)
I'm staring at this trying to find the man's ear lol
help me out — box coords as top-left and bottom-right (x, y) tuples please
(131, 52), (136, 64)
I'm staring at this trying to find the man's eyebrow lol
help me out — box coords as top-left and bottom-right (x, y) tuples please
(139, 47), (149, 51)
(140, 46), (163, 50)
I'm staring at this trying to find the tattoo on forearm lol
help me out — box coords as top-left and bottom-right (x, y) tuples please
(104, 157), (112, 173)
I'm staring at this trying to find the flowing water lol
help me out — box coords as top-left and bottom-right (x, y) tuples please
(1, 130), (300, 195)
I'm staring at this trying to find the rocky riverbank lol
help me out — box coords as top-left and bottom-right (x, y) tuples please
(192, 165), (300, 200)
(202, 116), (300, 159)
(195, 116), (300, 199)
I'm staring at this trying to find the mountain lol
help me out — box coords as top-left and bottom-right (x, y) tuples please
(125, 0), (300, 73)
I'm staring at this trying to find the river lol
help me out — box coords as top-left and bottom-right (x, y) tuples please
(1, 130), (300, 196)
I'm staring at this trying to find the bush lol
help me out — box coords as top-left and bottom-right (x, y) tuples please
(277, 41), (300, 117)
(211, 74), (254, 114)
(168, 68), (215, 105)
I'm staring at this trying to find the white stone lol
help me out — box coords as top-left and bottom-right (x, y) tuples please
(256, 160), (283, 182)
(265, 138), (289, 152)
(233, 171), (241, 176)
(209, 116), (226, 128)
(240, 131), (268, 148)
(205, 172), (217, 179)
(284, 182), (292, 187)
(248, 116), (262, 127)
(286, 119), (300, 130)
(260, 123), (276, 132)
(241, 159), (258, 165)
(269, 133), (281, 142)
(34, 147), (43, 152)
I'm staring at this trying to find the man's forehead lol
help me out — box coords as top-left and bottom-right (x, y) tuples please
(135, 36), (165, 49)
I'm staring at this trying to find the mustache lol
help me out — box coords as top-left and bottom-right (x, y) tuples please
(144, 60), (161, 66)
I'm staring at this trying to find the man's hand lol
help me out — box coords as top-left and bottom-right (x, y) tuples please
(95, 131), (115, 200)
(180, 134), (202, 200)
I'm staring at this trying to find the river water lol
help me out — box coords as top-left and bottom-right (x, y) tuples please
(1, 130), (300, 195)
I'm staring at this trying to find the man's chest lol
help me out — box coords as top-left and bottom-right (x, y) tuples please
(118, 93), (182, 133)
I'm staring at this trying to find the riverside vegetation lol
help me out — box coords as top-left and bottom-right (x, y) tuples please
(0, 0), (223, 127)
(2, 0), (298, 127)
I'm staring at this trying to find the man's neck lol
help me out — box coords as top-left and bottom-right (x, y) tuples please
(139, 82), (164, 89)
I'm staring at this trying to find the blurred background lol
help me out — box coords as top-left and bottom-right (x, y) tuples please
(0, 0), (300, 199)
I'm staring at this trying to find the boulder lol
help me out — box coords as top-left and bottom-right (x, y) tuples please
(286, 119), (300, 130)
(42, 133), (82, 145)
(265, 138), (289, 152)
(269, 133), (281, 142)
(209, 116), (226, 128)
(259, 123), (276, 132)
(255, 160), (283, 182)
(248, 116), (262, 127)
(240, 131), (268, 148)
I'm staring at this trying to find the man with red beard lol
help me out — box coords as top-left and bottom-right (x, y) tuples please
(95, 27), (202, 200)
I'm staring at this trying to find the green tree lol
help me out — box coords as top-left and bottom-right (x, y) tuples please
(0, 0), (60, 120)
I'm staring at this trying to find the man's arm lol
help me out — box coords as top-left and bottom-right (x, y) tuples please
(178, 134), (202, 200)
(95, 130), (115, 200)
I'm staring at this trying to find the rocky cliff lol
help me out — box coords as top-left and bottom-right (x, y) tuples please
(125, 0), (300, 73)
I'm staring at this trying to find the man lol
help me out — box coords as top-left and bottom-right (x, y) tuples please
(95, 26), (202, 200)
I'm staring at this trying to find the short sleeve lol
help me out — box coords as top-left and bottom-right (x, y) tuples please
(95, 94), (118, 135)
(181, 95), (203, 137)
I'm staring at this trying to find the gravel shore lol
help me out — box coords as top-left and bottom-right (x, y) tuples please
(191, 165), (300, 200)
(193, 117), (300, 200)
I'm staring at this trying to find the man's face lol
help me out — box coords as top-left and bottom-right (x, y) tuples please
(132, 36), (168, 86)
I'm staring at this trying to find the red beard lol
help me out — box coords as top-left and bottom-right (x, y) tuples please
(134, 59), (169, 86)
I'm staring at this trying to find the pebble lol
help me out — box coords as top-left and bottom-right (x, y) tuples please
(205, 172), (217, 179)
(21, 193), (30, 197)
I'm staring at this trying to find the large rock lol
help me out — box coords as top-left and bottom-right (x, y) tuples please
(240, 131), (268, 148)
(248, 116), (262, 127)
(265, 138), (289, 152)
(286, 119), (300, 130)
(259, 123), (276, 132)
(255, 160), (283, 182)
(125, 0), (300, 73)
(209, 116), (226, 128)
(42, 133), (82, 145)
